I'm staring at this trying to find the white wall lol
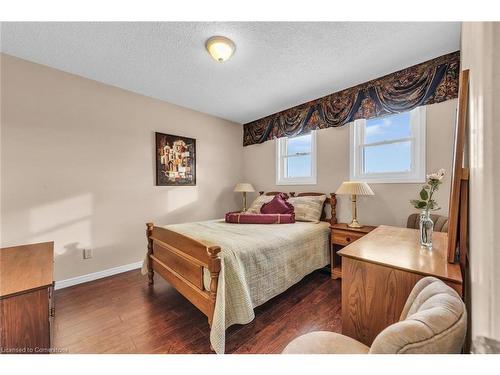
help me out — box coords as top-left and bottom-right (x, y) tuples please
(0, 54), (244, 281)
(243, 100), (457, 227)
(461, 22), (500, 347)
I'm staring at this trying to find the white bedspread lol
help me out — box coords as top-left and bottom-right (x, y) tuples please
(142, 219), (330, 354)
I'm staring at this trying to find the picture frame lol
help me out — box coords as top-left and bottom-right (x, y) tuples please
(155, 132), (196, 186)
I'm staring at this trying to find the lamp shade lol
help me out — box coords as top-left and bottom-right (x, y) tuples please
(234, 183), (255, 193)
(336, 181), (374, 196)
(206, 36), (236, 62)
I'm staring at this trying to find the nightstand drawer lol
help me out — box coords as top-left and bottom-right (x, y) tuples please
(331, 229), (365, 246)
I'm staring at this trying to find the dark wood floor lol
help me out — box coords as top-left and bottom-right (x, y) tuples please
(53, 269), (342, 354)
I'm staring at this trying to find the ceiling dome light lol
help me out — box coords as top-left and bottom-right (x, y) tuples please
(205, 36), (235, 62)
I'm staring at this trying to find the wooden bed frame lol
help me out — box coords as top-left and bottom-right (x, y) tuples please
(146, 192), (337, 326)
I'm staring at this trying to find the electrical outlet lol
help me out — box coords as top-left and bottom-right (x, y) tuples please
(83, 249), (92, 259)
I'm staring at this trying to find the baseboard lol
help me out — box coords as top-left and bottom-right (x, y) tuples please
(54, 261), (143, 290)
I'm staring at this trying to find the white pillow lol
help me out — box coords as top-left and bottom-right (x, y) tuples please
(246, 195), (273, 214)
(288, 195), (327, 222)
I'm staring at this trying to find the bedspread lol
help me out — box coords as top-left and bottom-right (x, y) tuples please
(142, 219), (330, 353)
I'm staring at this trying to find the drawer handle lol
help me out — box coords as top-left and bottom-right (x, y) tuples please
(346, 237), (351, 242)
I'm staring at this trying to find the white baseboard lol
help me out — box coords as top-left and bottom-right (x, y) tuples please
(54, 261), (143, 290)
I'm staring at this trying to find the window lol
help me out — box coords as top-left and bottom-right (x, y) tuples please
(276, 131), (317, 185)
(350, 107), (426, 183)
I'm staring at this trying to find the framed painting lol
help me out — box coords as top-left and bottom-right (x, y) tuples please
(155, 132), (196, 186)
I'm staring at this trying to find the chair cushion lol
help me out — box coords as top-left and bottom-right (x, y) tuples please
(370, 277), (467, 354)
(282, 331), (370, 354)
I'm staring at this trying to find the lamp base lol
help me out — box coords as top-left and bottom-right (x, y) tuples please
(242, 192), (248, 212)
(348, 218), (363, 228)
(348, 194), (364, 228)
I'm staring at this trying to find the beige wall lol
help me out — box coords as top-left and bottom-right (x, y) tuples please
(0, 53), (459, 285)
(0, 54), (244, 281)
(461, 22), (500, 346)
(243, 99), (457, 227)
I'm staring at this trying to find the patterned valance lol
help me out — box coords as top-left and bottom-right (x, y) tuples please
(243, 51), (460, 146)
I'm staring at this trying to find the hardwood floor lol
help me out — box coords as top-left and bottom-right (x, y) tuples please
(53, 269), (341, 354)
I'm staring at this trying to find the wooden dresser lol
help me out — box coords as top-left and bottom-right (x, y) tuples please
(0, 242), (54, 354)
(338, 226), (463, 346)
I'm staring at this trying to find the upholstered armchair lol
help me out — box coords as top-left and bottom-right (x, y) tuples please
(282, 277), (467, 354)
(407, 213), (449, 232)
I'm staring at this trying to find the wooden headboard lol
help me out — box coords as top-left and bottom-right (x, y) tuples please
(259, 191), (337, 225)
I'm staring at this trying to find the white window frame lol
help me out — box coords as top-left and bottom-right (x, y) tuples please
(276, 131), (317, 185)
(349, 106), (426, 183)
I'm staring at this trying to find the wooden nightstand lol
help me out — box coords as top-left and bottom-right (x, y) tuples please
(330, 223), (377, 279)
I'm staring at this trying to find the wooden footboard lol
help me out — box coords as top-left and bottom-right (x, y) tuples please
(146, 223), (221, 325)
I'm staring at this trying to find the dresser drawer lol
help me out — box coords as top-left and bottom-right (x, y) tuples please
(331, 229), (365, 246)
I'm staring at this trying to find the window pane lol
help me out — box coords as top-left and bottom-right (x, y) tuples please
(286, 155), (312, 177)
(287, 134), (311, 155)
(365, 112), (411, 144)
(363, 141), (411, 174)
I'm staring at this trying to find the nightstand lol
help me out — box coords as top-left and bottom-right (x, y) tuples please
(330, 223), (377, 279)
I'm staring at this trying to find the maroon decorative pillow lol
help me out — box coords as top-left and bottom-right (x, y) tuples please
(225, 212), (295, 224)
(260, 193), (294, 215)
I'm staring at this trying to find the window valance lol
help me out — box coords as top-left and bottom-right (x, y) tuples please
(243, 51), (460, 146)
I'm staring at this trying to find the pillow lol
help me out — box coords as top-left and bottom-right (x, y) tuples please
(225, 212), (295, 224)
(260, 193), (294, 214)
(246, 195), (273, 214)
(287, 195), (327, 222)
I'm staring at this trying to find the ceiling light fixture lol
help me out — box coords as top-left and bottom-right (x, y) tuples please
(205, 36), (235, 62)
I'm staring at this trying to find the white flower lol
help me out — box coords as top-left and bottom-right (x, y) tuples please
(427, 168), (445, 181)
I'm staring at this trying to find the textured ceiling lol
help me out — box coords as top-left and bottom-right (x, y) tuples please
(0, 22), (460, 124)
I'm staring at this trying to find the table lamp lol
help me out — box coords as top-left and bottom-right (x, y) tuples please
(234, 183), (255, 212)
(335, 181), (374, 228)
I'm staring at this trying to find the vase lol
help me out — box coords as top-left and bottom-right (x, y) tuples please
(419, 209), (434, 248)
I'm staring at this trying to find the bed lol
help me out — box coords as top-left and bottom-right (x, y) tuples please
(144, 192), (337, 353)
